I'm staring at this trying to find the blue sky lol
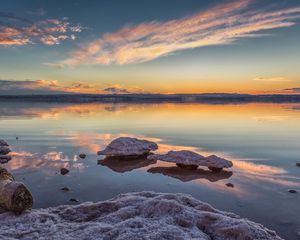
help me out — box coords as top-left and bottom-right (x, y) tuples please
(0, 0), (300, 94)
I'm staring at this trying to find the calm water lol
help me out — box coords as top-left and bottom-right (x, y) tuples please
(1, 102), (300, 239)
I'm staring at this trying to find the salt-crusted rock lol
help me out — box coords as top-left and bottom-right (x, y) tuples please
(98, 137), (158, 157)
(0, 191), (282, 240)
(0, 140), (8, 147)
(149, 151), (233, 171)
(148, 150), (205, 169)
(203, 155), (233, 172)
(0, 146), (11, 155)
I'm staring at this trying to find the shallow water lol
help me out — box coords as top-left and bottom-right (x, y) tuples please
(1, 102), (300, 239)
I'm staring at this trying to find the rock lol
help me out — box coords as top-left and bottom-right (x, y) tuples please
(288, 189), (298, 194)
(148, 150), (205, 169)
(98, 137), (158, 157)
(0, 191), (283, 239)
(79, 153), (86, 159)
(226, 183), (234, 188)
(69, 198), (79, 203)
(149, 151), (233, 171)
(61, 187), (70, 192)
(0, 140), (8, 147)
(296, 163), (300, 167)
(0, 146), (11, 155)
(0, 155), (12, 164)
(60, 168), (69, 175)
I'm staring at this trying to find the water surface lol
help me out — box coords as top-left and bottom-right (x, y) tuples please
(1, 102), (300, 239)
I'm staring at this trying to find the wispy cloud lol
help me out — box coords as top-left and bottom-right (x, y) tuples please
(253, 77), (292, 82)
(284, 87), (300, 93)
(0, 12), (83, 46)
(61, 0), (300, 66)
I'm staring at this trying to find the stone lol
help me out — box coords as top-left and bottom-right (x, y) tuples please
(296, 163), (300, 167)
(0, 146), (11, 155)
(0, 192), (283, 239)
(60, 168), (69, 175)
(61, 187), (70, 192)
(149, 151), (233, 171)
(226, 183), (234, 188)
(79, 153), (86, 159)
(98, 137), (158, 157)
(288, 189), (298, 194)
(0, 140), (8, 147)
(69, 198), (79, 203)
(148, 150), (205, 169)
(0, 155), (12, 164)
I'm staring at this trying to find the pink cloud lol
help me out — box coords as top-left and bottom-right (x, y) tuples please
(62, 0), (300, 65)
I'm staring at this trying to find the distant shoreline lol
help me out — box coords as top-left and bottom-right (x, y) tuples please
(0, 93), (300, 103)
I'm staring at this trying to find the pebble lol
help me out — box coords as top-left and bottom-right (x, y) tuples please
(288, 189), (298, 194)
(61, 187), (70, 191)
(60, 168), (69, 175)
(226, 183), (234, 188)
(79, 153), (86, 159)
(69, 198), (79, 203)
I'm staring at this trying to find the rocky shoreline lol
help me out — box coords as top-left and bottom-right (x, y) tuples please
(0, 191), (283, 240)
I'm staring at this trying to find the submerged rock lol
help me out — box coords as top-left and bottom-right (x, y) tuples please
(61, 187), (70, 192)
(98, 137), (158, 157)
(296, 163), (300, 167)
(0, 192), (282, 239)
(79, 153), (86, 159)
(149, 151), (233, 171)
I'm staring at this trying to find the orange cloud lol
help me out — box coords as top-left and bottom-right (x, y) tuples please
(62, 0), (300, 65)
(253, 77), (292, 82)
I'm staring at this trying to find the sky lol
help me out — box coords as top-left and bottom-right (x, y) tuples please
(0, 0), (300, 95)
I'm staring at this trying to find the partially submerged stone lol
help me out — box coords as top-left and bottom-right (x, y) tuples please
(148, 150), (205, 170)
(0, 140), (8, 147)
(0, 155), (12, 164)
(0, 191), (283, 239)
(79, 153), (86, 159)
(202, 154), (233, 172)
(60, 168), (69, 175)
(0, 146), (11, 155)
(98, 137), (158, 157)
(296, 163), (300, 167)
(149, 151), (233, 171)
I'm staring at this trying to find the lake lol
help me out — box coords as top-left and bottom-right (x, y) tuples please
(1, 102), (299, 239)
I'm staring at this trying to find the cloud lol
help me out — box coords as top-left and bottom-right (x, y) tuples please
(43, 62), (65, 69)
(284, 87), (300, 93)
(253, 77), (292, 82)
(0, 80), (148, 95)
(0, 13), (83, 46)
(61, 0), (300, 66)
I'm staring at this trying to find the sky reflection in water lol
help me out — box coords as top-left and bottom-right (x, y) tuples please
(0, 102), (300, 239)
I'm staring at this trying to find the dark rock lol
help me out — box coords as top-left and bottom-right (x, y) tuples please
(296, 163), (300, 167)
(61, 187), (70, 191)
(288, 189), (298, 194)
(69, 198), (79, 203)
(226, 183), (234, 188)
(0, 140), (9, 147)
(0, 147), (11, 155)
(60, 168), (69, 175)
(0, 155), (12, 164)
(79, 153), (86, 159)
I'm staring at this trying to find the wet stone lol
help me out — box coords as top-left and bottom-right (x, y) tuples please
(60, 168), (69, 175)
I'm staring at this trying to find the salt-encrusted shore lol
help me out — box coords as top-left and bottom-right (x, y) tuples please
(0, 191), (283, 240)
